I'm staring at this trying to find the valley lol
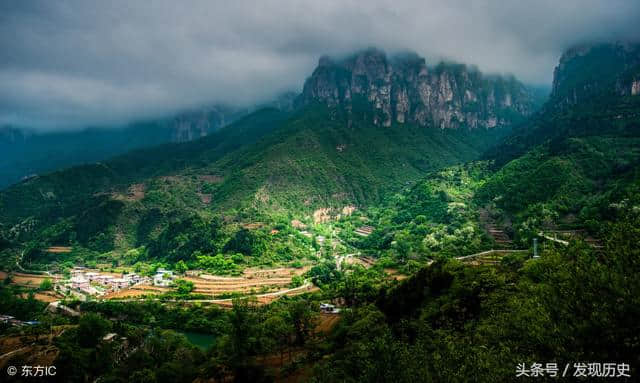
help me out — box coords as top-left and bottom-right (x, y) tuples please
(1, 42), (639, 382)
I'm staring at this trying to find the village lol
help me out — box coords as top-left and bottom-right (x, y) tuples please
(58, 267), (176, 300)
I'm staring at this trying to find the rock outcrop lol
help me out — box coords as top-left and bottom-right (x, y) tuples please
(297, 49), (535, 129)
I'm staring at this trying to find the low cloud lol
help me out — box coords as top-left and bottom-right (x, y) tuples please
(1, 0), (639, 130)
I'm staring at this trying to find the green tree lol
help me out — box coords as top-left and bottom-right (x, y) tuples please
(173, 279), (194, 295)
(77, 313), (112, 347)
(129, 368), (157, 383)
(39, 278), (53, 291)
(288, 300), (317, 346)
(226, 298), (260, 368)
(263, 313), (293, 366)
(174, 260), (188, 274)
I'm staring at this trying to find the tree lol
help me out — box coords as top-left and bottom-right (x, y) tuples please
(174, 260), (188, 274)
(263, 313), (293, 366)
(77, 313), (112, 347)
(173, 279), (194, 295)
(129, 368), (157, 383)
(226, 298), (260, 368)
(39, 278), (53, 291)
(290, 275), (304, 288)
(287, 300), (317, 346)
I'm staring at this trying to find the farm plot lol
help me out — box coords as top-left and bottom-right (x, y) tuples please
(103, 285), (170, 299)
(184, 267), (310, 297)
(10, 272), (62, 287)
(102, 266), (314, 302)
(20, 292), (63, 303)
(185, 276), (292, 296)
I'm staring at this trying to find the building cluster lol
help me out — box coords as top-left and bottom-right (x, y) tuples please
(0, 314), (39, 327)
(62, 267), (147, 297)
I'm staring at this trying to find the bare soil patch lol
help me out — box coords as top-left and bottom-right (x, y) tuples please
(45, 246), (72, 253)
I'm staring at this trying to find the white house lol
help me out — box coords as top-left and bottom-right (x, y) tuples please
(320, 303), (340, 314)
(123, 273), (141, 284)
(85, 272), (99, 281)
(153, 269), (174, 287)
(70, 269), (85, 278)
(110, 278), (129, 289)
(94, 275), (110, 284)
(71, 275), (89, 290)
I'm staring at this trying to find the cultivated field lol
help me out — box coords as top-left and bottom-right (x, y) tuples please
(103, 266), (313, 302)
(103, 285), (170, 299)
(20, 291), (64, 302)
(9, 272), (62, 287)
(184, 267), (310, 296)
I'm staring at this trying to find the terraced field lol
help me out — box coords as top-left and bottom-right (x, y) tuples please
(185, 266), (310, 296)
(103, 266), (313, 302)
(10, 272), (62, 287)
(103, 285), (171, 299)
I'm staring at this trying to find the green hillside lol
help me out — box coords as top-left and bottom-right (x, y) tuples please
(0, 102), (512, 271)
(1, 43), (640, 382)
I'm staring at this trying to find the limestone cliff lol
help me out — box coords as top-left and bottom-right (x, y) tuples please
(298, 49), (535, 129)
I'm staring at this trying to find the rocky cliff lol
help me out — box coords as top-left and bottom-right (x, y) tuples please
(170, 92), (297, 142)
(170, 105), (245, 142)
(297, 49), (535, 129)
(550, 43), (640, 110)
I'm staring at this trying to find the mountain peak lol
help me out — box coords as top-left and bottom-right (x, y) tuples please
(298, 49), (535, 129)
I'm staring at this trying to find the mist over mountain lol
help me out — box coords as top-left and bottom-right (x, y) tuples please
(0, 93), (297, 188)
(1, 2), (640, 382)
(2, 1), (639, 130)
(0, 48), (541, 190)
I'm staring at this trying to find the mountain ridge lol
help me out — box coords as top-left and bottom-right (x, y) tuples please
(297, 48), (539, 129)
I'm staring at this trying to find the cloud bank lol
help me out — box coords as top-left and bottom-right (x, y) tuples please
(1, 0), (639, 130)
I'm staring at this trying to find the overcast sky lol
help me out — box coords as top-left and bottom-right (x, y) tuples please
(1, 0), (639, 130)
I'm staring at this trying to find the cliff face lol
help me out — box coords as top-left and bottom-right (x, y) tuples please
(298, 49), (535, 129)
(550, 43), (640, 110)
(169, 92), (297, 142)
(169, 105), (249, 142)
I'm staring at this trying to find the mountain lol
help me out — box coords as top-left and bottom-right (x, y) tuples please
(168, 104), (250, 142)
(297, 49), (538, 129)
(486, 42), (640, 167)
(0, 105), (249, 189)
(550, 42), (640, 110)
(477, 42), (640, 244)
(0, 49), (539, 258)
(2, 44), (639, 383)
(0, 95), (302, 189)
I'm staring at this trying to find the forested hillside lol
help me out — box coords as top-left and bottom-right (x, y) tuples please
(1, 43), (639, 382)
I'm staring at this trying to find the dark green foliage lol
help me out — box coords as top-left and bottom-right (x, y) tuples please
(223, 228), (265, 256)
(314, 212), (640, 382)
(77, 313), (113, 347)
(308, 261), (341, 286)
(38, 278), (53, 291)
(173, 279), (194, 295)
(146, 215), (224, 262)
(0, 286), (45, 320)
